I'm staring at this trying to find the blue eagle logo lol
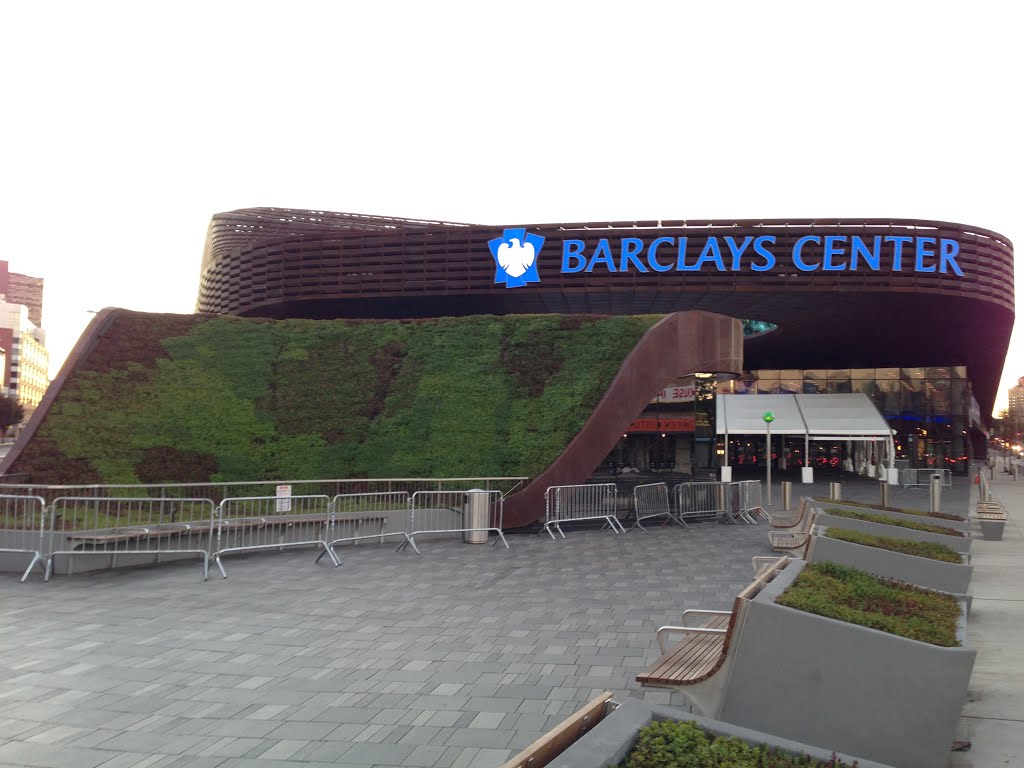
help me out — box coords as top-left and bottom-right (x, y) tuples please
(488, 228), (545, 288)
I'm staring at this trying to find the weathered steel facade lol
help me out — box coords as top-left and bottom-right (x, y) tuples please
(197, 208), (1014, 418)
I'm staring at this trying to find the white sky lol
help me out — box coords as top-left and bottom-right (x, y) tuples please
(3, 2), (1021, 414)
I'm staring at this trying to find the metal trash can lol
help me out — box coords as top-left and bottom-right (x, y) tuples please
(463, 490), (489, 544)
(929, 474), (942, 514)
(781, 481), (793, 511)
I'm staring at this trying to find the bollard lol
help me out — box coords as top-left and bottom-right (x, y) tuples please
(930, 474), (942, 514)
(879, 480), (889, 508)
(781, 481), (793, 511)
(1014, 464), (1019, 482)
(829, 481), (841, 501)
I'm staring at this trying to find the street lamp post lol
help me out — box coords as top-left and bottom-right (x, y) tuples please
(763, 411), (775, 508)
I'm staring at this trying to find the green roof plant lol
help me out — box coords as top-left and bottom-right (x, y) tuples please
(11, 312), (662, 485)
(813, 497), (964, 522)
(621, 719), (859, 768)
(823, 507), (964, 537)
(775, 561), (961, 647)
(823, 527), (963, 563)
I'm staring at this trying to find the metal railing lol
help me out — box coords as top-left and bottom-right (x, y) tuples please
(401, 489), (509, 551)
(213, 494), (339, 578)
(674, 481), (729, 523)
(45, 497), (214, 581)
(0, 476), (530, 505)
(543, 483), (623, 539)
(0, 494), (47, 582)
(633, 483), (685, 530)
(902, 468), (953, 488)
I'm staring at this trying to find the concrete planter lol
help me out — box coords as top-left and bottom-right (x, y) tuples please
(979, 517), (1006, 541)
(813, 509), (970, 553)
(809, 526), (972, 595)
(817, 500), (970, 533)
(546, 698), (890, 768)
(717, 559), (975, 768)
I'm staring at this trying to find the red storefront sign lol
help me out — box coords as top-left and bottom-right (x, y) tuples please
(627, 417), (695, 433)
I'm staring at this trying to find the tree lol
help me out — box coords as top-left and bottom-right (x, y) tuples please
(0, 394), (25, 439)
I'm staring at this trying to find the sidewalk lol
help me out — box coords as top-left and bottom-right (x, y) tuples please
(949, 466), (1024, 767)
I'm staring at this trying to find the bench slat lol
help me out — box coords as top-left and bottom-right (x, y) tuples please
(638, 556), (790, 688)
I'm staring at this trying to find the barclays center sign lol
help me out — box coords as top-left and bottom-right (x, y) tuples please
(489, 229), (965, 288)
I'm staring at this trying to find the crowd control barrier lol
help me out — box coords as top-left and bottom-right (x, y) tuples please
(0, 494), (47, 582)
(45, 497), (214, 581)
(401, 490), (509, 551)
(213, 494), (340, 578)
(732, 480), (764, 524)
(318, 491), (416, 558)
(632, 483), (685, 530)
(674, 481), (729, 523)
(543, 483), (623, 539)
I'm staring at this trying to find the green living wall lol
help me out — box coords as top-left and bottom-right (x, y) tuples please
(14, 312), (661, 484)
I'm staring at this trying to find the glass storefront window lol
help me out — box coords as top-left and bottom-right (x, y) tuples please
(851, 368), (875, 379)
(803, 370), (825, 395)
(902, 367), (926, 380)
(779, 372), (801, 394)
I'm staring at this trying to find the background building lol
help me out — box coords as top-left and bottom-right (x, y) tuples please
(1008, 377), (1024, 420)
(0, 261), (49, 410)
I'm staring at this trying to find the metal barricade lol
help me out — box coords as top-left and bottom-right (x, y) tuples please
(901, 468), (953, 488)
(632, 483), (685, 530)
(674, 481), (729, 524)
(403, 490), (509, 551)
(0, 494), (47, 582)
(213, 494), (339, 578)
(734, 480), (763, 524)
(45, 497), (214, 581)
(319, 491), (416, 557)
(543, 483), (623, 539)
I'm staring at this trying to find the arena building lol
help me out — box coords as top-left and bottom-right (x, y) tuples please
(198, 208), (1014, 474)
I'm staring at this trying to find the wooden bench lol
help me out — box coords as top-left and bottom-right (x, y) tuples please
(767, 502), (817, 554)
(766, 496), (811, 529)
(501, 691), (615, 768)
(637, 556), (790, 693)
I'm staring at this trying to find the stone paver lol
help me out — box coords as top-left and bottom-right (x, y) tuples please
(0, 476), (974, 767)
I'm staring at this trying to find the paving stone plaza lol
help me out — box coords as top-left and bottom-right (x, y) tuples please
(1, 474), (1019, 768)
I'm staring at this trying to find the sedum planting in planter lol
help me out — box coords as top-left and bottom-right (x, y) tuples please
(814, 498), (969, 532)
(823, 528), (961, 562)
(715, 559), (974, 768)
(812, 497), (965, 522)
(621, 719), (860, 768)
(812, 507), (970, 553)
(807, 528), (973, 606)
(544, 698), (890, 768)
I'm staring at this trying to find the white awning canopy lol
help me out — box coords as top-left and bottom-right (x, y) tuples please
(717, 393), (893, 440)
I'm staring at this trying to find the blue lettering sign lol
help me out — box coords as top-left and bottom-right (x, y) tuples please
(885, 236), (913, 271)
(850, 236), (881, 270)
(750, 236), (776, 272)
(793, 236), (821, 271)
(562, 240), (587, 273)
(647, 237), (675, 272)
(587, 239), (616, 272)
(726, 236), (753, 271)
(939, 238), (964, 275)
(915, 237), (937, 273)
(822, 236), (847, 271)
(620, 238), (648, 272)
